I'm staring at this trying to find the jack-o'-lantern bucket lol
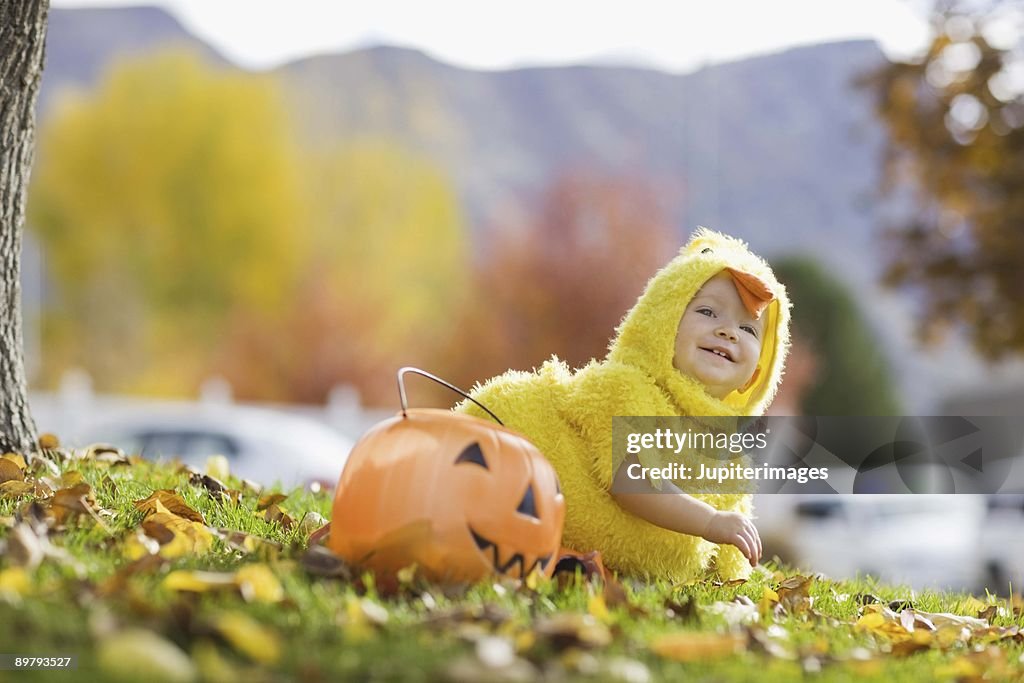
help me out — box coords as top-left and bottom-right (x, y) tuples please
(329, 367), (566, 583)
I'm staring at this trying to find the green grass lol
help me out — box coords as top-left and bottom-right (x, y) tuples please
(1, 450), (1022, 683)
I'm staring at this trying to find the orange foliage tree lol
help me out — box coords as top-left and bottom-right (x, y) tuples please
(443, 171), (678, 392)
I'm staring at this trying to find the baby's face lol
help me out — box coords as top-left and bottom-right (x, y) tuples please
(673, 272), (764, 399)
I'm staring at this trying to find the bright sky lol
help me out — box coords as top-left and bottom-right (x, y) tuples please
(51, 0), (935, 72)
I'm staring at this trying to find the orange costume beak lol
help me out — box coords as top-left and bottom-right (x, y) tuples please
(725, 267), (774, 318)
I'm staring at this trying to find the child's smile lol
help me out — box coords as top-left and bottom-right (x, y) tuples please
(673, 272), (764, 398)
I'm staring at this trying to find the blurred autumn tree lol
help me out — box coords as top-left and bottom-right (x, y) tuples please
(216, 141), (469, 405)
(30, 51), (308, 394)
(29, 51), (469, 404)
(443, 171), (677, 391)
(865, 0), (1024, 356)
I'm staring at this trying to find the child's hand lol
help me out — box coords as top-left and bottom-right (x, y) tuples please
(701, 511), (762, 567)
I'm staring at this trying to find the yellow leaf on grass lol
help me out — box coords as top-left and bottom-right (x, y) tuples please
(96, 629), (197, 683)
(343, 598), (377, 642)
(257, 493), (288, 511)
(855, 613), (887, 630)
(135, 490), (205, 523)
(144, 502), (214, 558)
(235, 564), (283, 604)
(123, 531), (160, 560)
(163, 570), (237, 593)
(214, 612), (281, 665)
(1, 453), (27, 469)
(651, 632), (747, 662)
(855, 612), (912, 642)
(0, 567), (31, 597)
(588, 594), (611, 623)
(960, 596), (990, 616)
(191, 640), (241, 683)
(936, 656), (980, 679)
(0, 480), (34, 497)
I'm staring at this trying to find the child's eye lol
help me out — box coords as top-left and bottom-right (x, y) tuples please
(741, 325), (758, 338)
(697, 307), (714, 317)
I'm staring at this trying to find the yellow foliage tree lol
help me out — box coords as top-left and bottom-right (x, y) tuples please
(217, 141), (470, 405)
(29, 50), (308, 394)
(31, 51), (471, 403)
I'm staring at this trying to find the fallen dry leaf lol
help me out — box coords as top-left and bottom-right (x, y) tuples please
(50, 481), (99, 524)
(96, 628), (197, 683)
(0, 480), (34, 497)
(0, 457), (25, 484)
(142, 500), (214, 557)
(776, 575), (814, 615)
(534, 613), (612, 651)
(134, 490), (205, 524)
(214, 612), (281, 665)
(300, 545), (352, 579)
(1, 452), (27, 468)
(123, 531), (161, 561)
(588, 593), (612, 623)
(0, 567), (31, 600)
(257, 492), (287, 511)
(97, 554), (169, 597)
(190, 640), (241, 683)
(263, 503), (294, 530)
(235, 564), (284, 604)
(5, 522), (44, 568)
(216, 529), (281, 559)
(650, 631), (747, 662)
(163, 570), (238, 593)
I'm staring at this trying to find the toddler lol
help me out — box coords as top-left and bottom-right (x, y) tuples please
(457, 228), (790, 580)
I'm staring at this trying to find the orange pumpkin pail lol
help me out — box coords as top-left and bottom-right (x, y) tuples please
(329, 368), (566, 583)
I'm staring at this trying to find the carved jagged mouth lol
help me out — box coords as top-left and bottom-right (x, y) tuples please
(468, 526), (552, 578)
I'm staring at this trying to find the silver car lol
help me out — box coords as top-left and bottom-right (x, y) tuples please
(75, 403), (354, 490)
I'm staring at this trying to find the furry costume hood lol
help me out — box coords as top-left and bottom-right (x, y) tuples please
(607, 227), (791, 416)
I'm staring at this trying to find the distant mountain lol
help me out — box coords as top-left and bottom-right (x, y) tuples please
(41, 7), (225, 113)
(277, 40), (887, 258)
(34, 7), (1024, 409)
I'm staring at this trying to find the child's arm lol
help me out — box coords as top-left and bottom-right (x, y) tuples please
(610, 458), (762, 566)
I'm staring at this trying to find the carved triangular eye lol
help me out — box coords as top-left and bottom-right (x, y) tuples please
(455, 442), (488, 469)
(516, 483), (539, 519)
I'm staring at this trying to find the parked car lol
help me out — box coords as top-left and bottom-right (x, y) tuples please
(980, 494), (1024, 593)
(755, 493), (987, 592)
(72, 403), (354, 490)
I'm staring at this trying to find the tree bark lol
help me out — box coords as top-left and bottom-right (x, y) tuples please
(0, 0), (48, 454)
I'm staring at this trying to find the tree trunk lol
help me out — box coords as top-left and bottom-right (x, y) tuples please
(0, 0), (48, 454)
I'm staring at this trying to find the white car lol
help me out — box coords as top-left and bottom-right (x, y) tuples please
(73, 403), (354, 490)
(980, 494), (1024, 593)
(755, 493), (987, 592)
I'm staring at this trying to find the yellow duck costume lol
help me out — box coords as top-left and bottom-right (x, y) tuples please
(456, 228), (791, 581)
